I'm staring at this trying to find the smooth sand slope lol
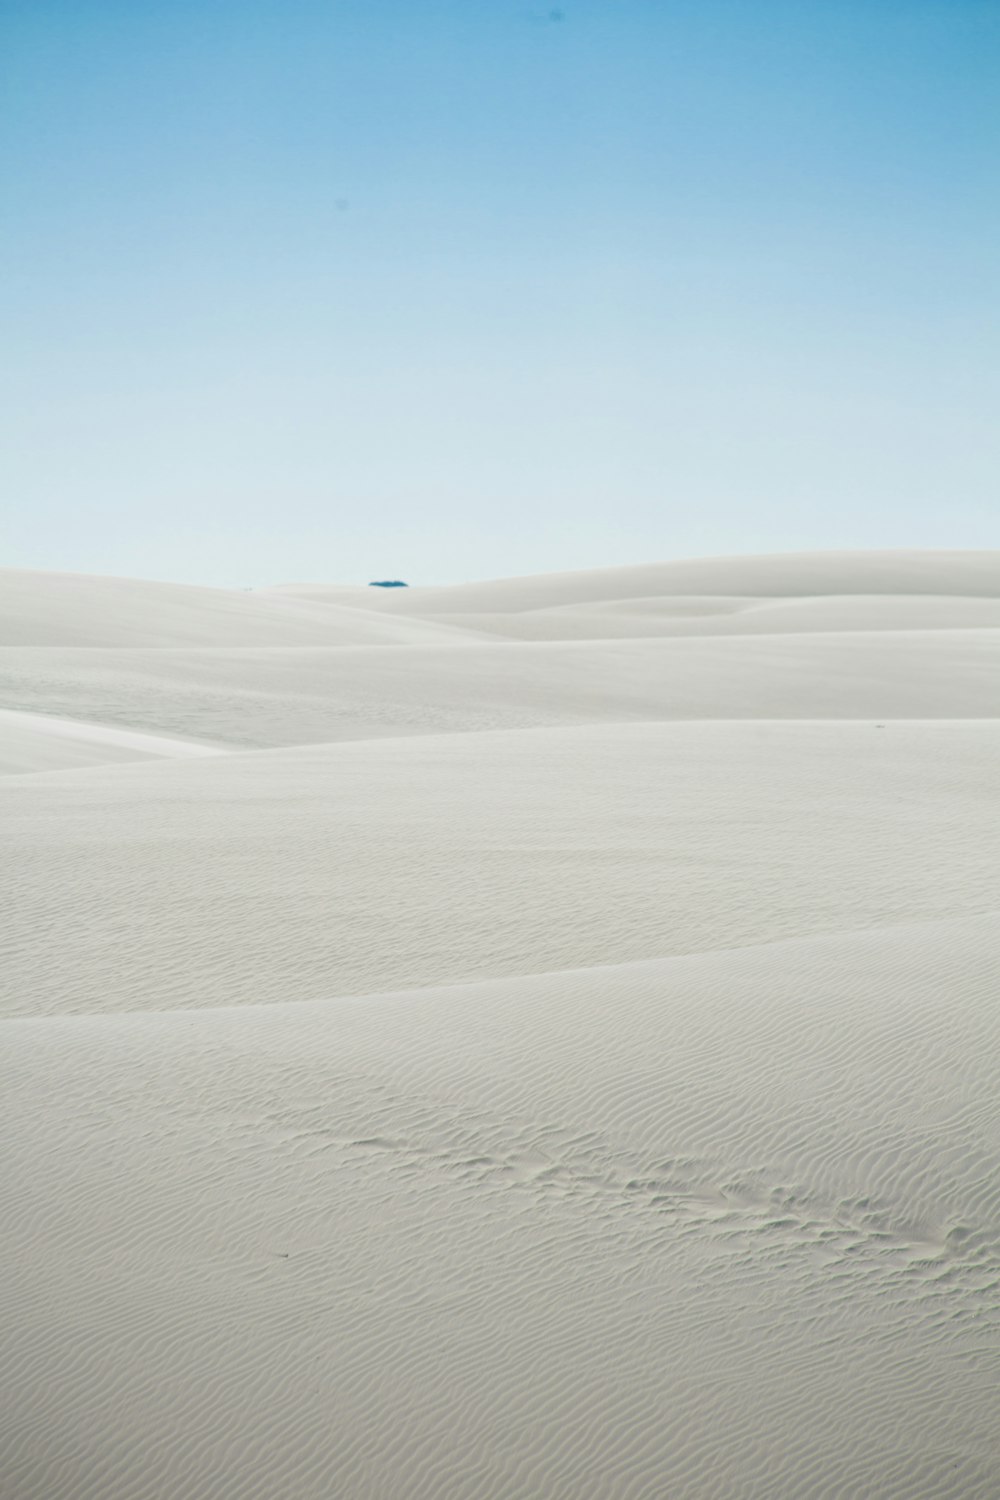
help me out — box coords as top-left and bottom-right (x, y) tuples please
(3, 719), (998, 1017)
(0, 708), (225, 776)
(0, 568), (473, 648)
(271, 546), (1000, 614)
(425, 592), (1000, 640)
(2, 550), (999, 1499)
(0, 631), (996, 752)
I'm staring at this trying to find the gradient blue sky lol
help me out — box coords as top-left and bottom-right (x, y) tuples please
(2, 0), (998, 586)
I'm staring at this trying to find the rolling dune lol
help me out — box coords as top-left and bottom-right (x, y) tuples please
(431, 592), (1000, 640)
(272, 547), (1000, 614)
(3, 719), (998, 1017)
(2, 551), (998, 1498)
(0, 568), (474, 648)
(0, 630), (995, 752)
(0, 707), (225, 776)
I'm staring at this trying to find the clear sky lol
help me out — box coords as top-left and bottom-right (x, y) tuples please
(2, 0), (998, 586)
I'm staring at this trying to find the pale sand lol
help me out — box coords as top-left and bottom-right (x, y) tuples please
(269, 547), (1000, 613)
(0, 708), (226, 775)
(4, 720), (998, 1016)
(1, 550), (998, 1498)
(0, 568), (472, 647)
(0, 632), (995, 751)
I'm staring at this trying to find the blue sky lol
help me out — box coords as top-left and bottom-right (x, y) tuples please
(2, 0), (998, 586)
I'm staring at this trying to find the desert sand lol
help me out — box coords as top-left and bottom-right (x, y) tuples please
(2, 550), (998, 1498)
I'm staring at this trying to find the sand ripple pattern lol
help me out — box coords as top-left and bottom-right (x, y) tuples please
(2, 918), (999, 1499)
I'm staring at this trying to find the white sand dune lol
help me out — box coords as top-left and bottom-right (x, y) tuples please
(3, 719), (998, 1017)
(2, 550), (999, 1498)
(0, 707), (225, 776)
(0, 630), (995, 750)
(278, 547), (1000, 615)
(2, 917), (998, 1499)
(0, 568), (474, 647)
(435, 592), (1000, 640)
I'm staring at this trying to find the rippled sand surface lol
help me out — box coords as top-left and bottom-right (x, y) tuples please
(2, 551), (999, 1498)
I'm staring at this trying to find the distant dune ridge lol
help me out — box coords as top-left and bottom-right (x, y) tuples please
(2, 550), (999, 1498)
